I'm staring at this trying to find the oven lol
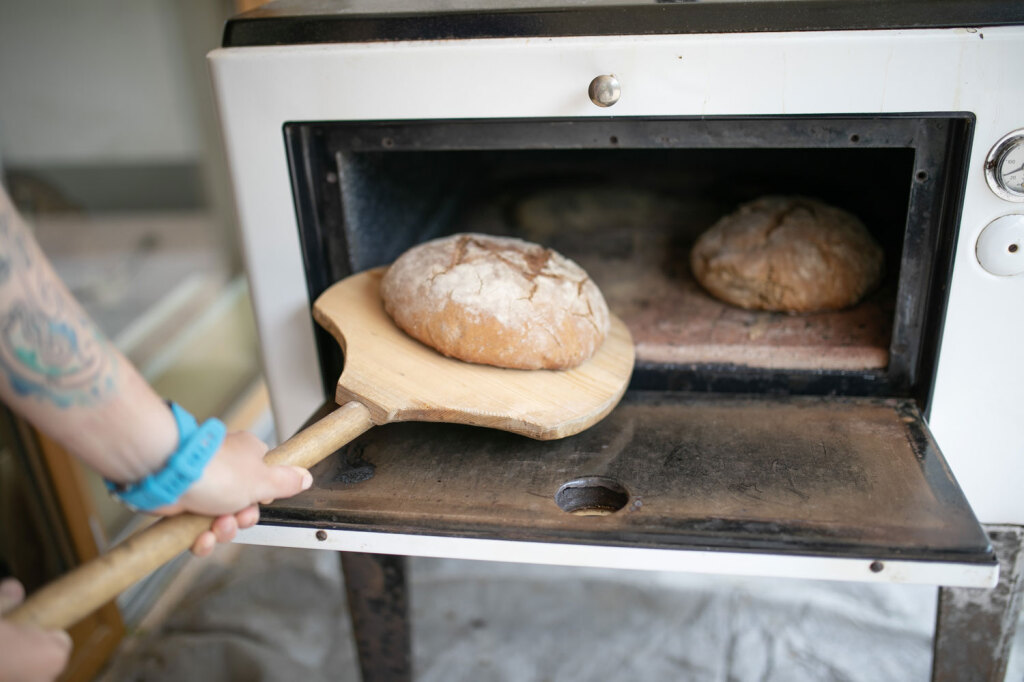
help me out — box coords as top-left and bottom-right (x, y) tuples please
(208, 1), (1024, 678)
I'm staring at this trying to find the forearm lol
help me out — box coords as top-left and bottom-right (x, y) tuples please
(0, 187), (177, 483)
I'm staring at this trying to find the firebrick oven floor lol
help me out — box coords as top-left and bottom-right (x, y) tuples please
(464, 185), (895, 372)
(98, 544), (1024, 681)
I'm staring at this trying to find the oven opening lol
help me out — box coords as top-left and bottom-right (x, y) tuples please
(277, 116), (993, 578)
(286, 116), (971, 407)
(345, 146), (911, 374)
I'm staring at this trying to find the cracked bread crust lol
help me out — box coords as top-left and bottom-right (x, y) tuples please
(380, 233), (611, 370)
(690, 196), (884, 313)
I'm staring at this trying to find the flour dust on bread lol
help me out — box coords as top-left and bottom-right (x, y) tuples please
(690, 196), (884, 313)
(380, 233), (611, 370)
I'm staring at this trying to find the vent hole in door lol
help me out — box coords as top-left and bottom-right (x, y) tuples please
(555, 477), (629, 516)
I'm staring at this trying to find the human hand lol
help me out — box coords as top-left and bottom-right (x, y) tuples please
(154, 431), (313, 557)
(0, 579), (72, 682)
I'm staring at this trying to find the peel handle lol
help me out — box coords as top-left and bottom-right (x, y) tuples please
(7, 401), (374, 630)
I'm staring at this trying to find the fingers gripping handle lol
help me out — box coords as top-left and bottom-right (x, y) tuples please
(7, 402), (375, 630)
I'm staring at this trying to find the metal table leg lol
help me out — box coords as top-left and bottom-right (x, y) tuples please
(933, 524), (1024, 682)
(341, 552), (412, 682)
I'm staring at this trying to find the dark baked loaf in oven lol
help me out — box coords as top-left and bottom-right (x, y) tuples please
(690, 196), (884, 313)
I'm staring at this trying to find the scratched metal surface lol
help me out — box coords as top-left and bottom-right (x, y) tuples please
(263, 393), (991, 561)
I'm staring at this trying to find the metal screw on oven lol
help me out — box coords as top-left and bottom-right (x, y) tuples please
(315, 530), (328, 542)
(588, 75), (621, 107)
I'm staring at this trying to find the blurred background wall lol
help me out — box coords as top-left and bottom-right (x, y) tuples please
(0, 0), (239, 248)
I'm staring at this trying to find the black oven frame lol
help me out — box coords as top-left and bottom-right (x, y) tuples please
(265, 113), (1002, 682)
(224, 0), (1024, 47)
(284, 114), (973, 411)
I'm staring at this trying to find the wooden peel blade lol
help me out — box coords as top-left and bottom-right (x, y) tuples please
(8, 268), (634, 630)
(314, 268), (635, 440)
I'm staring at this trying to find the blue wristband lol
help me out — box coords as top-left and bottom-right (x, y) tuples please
(106, 402), (226, 512)
(168, 401), (199, 443)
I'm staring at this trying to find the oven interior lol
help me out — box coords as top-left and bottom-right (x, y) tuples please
(287, 115), (970, 409)
(271, 115), (993, 567)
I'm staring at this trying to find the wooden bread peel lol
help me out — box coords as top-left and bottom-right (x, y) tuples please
(9, 267), (635, 630)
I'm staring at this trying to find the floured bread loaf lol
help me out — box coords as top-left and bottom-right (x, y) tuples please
(690, 196), (884, 313)
(380, 233), (610, 370)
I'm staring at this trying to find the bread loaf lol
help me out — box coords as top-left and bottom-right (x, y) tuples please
(690, 196), (884, 313)
(380, 233), (610, 370)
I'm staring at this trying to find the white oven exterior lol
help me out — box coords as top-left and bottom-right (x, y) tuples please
(209, 26), (1024, 581)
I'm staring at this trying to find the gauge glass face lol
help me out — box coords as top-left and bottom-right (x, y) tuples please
(998, 142), (1024, 198)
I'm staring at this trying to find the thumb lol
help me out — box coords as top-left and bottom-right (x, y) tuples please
(0, 578), (24, 614)
(252, 465), (312, 505)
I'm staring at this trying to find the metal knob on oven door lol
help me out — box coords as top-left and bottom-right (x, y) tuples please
(976, 214), (1024, 276)
(588, 74), (620, 107)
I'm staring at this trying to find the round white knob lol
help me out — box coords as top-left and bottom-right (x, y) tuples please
(588, 75), (620, 108)
(976, 214), (1024, 276)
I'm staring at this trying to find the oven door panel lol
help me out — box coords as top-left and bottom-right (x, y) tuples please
(246, 392), (997, 587)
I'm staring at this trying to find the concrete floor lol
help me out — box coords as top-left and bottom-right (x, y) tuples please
(96, 542), (1024, 682)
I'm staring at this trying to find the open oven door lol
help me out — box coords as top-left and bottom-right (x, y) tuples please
(245, 392), (997, 588)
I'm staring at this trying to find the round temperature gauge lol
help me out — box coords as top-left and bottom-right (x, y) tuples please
(985, 129), (1024, 202)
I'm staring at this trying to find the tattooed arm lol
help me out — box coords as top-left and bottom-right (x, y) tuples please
(0, 185), (311, 540)
(0, 186), (315, 680)
(0, 197), (182, 479)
